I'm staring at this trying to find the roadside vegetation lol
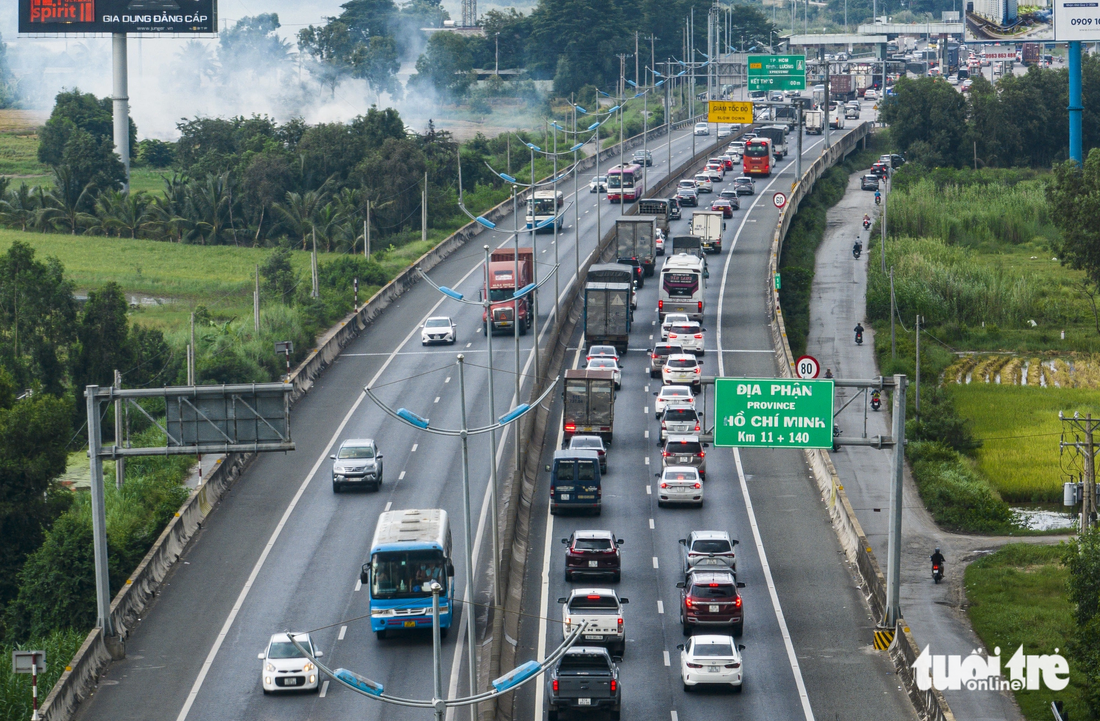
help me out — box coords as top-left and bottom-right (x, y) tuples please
(965, 543), (1082, 721)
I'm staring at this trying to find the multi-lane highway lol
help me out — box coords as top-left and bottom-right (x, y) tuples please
(72, 103), (916, 721)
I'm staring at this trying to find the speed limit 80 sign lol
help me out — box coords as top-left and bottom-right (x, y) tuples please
(795, 355), (820, 379)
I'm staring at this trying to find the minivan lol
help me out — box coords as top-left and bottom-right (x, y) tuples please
(547, 450), (602, 515)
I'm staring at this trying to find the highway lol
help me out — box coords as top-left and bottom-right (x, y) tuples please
(70, 120), (736, 721)
(514, 103), (916, 721)
(71, 105), (916, 721)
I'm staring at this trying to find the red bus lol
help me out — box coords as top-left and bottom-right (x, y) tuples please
(607, 163), (644, 203)
(742, 139), (772, 177)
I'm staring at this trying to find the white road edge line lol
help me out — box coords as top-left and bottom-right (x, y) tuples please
(533, 342), (585, 721)
(319, 680), (329, 698)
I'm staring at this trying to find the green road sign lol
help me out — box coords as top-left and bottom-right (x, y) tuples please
(714, 378), (834, 449)
(747, 54), (806, 91)
(774, 273), (781, 290)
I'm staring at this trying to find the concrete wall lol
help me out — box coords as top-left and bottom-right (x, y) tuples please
(765, 125), (955, 721)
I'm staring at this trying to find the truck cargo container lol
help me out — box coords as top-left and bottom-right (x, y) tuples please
(690, 211), (726, 254)
(638, 198), (673, 233)
(588, 263), (637, 310)
(615, 217), (657, 277)
(804, 108), (824, 134)
(830, 74), (856, 102)
(562, 369), (617, 443)
(584, 281), (632, 353)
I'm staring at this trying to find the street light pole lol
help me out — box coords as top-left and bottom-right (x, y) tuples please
(457, 354), (479, 721)
(528, 144), (541, 384)
(511, 186), (522, 476)
(431, 580), (445, 721)
(573, 98), (580, 280)
(552, 122), (560, 318)
(482, 246), (501, 611)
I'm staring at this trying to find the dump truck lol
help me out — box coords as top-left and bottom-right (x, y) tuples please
(483, 247), (534, 335)
(584, 280), (632, 353)
(615, 217), (657, 277)
(563, 369), (616, 443)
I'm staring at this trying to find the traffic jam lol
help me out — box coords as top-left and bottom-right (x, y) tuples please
(542, 134), (781, 719)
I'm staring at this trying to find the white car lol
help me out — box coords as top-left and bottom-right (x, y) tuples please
(559, 588), (630, 656)
(729, 141), (746, 156)
(703, 167), (723, 183)
(661, 312), (690, 341)
(677, 178), (699, 193)
(717, 126), (732, 138)
(694, 122), (710, 136)
(586, 344), (620, 364)
(693, 174), (713, 193)
(590, 175), (608, 193)
(662, 353), (703, 389)
(864, 89), (878, 100)
(655, 228), (665, 255)
(421, 316), (457, 345)
(679, 634), (745, 692)
(667, 321), (704, 355)
(260, 633), (322, 694)
(657, 466), (703, 507)
(587, 357), (622, 389)
(654, 385), (695, 419)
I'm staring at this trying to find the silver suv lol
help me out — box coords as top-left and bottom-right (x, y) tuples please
(660, 407), (701, 440)
(662, 435), (707, 479)
(649, 343), (684, 378)
(330, 438), (384, 492)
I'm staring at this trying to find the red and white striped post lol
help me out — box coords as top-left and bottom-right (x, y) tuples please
(30, 651), (39, 721)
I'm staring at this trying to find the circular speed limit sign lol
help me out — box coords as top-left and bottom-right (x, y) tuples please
(795, 355), (820, 379)
(773, 192), (787, 209)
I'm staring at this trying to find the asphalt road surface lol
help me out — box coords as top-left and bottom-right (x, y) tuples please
(514, 99), (917, 721)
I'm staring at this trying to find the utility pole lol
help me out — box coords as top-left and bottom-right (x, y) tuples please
(422, 171), (428, 243)
(189, 312), (196, 386)
(495, 32), (500, 77)
(311, 228), (319, 298)
(1061, 414), (1099, 530)
(824, 55), (832, 149)
(890, 268), (896, 360)
(915, 315), (921, 421)
(113, 369), (124, 489)
(635, 31), (640, 88)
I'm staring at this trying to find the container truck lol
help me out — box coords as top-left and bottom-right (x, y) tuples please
(483, 247), (534, 335)
(588, 263), (637, 310)
(690, 211), (726, 254)
(584, 281), (632, 353)
(562, 369), (617, 442)
(615, 217), (657, 277)
(830, 74), (856, 102)
(804, 109), (824, 134)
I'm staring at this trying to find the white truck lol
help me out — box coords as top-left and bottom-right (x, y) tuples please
(690, 211), (726, 254)
(559, 588), (630, 657)
(804, 109), (824, 135)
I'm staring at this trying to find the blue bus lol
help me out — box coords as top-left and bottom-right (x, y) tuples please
(360, 508), (454, 640)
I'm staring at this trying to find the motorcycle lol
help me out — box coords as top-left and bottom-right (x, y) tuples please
(932, 562), (944, 584)
(853, 242), (862, 259)
(863, 218), (871, 230)
(855, 330), (863, 345)
(870, 390), (881, 411)
(875, 193), (881, 206)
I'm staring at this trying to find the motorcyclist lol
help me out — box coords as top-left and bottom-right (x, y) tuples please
(854, 323), (864, 343)
(853, 238), (863, 256)
(874, 189), (881, 204)
(863, 213), (871, 225)
(930, 548), (946, 576)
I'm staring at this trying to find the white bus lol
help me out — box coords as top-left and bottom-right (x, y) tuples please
(526, 190), (564, 233)
(658, 253), (706, 322)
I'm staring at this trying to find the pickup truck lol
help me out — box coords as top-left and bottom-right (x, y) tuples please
(546, 646), (622, 721)
(558, 588), (629, 656)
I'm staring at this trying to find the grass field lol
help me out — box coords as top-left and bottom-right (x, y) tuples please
(965, 543), (1083, 721)
(949, 384), (1100, 503)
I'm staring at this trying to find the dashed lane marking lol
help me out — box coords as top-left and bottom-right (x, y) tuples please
(649, 518), (655, 529)
(663, 650), (671, 666)
(646, 485), (652, 495)
(411, 443), (418, 452)
(319, 680), (329, 698)
(657, 600), (664, 613)
(355, 579), (362, 592)
(385, 501), (393, 511)
(398, 472), (405, 480)
(338, 626), (347, 641)
(653, 557), (659, 569)
(434, 397), (440, 404)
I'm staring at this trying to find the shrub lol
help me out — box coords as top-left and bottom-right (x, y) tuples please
(908, 441), (1014, 533)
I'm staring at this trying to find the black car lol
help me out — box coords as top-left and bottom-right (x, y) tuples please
(860, 175), (879, 191)
(676, 188), (699, 207)
(617, 257), (644, 288)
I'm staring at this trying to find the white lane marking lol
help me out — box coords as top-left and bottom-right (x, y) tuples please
(651, 320), (656, 325)
(644, 429), (649, 439)
(534, 342), (586, 721)
(663, 650), (671, 666)
(644, 406), (649, 414)
(411, 443), (418, 452)
(657, 599), (664, 613)
(649, 334), (654, 340)
(646, 485), (651, 495)
(175, 221), (502, 721)
(446, 376), (451, 383)
(644, 385), (649, 393)
(385, 501), (393, 511)
(355, 579), (362, 592)
(644, 457), (650, 465)
(398, 472), (405, 481)
(434, 396), (440, 403)
(338, 626), (347, 641)
(672, 712), (679, 721)
(649, 518), (655, 529)
(652, 557), (659, 569)
(319, 680), (329, 698)
(735, 449), (815, 720)
(466, 343), (472, 348)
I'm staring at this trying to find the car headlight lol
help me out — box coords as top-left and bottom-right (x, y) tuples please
(266, 662), (276, 672)
(303, 662), (315, 672)
(372, 608), (396, 617)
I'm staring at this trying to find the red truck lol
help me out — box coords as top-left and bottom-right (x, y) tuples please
(484, 247), (534, 335)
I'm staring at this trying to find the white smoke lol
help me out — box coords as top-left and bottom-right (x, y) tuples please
(1, 0), (456, 139)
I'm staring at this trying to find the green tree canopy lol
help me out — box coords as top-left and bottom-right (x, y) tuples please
(879, 77), (968, 167)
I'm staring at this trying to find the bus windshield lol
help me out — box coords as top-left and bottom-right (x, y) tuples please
(607, 173), (635, 189)
(528, 198), (556, 215)
(371, 549), (447, 599)
(663, 271), (700, 297)
(745, 143), (769, 157)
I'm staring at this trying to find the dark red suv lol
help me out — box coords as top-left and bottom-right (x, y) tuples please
(677, 569), (745, 636)
(562, 530), (624, 582)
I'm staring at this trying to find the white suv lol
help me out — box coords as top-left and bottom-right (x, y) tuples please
(662, 313), (690, 341)
(654, 385), (695, 419)
(662, 353), (703, 389)
(693, 174), (713, 193)
(667, 321), (704, 355)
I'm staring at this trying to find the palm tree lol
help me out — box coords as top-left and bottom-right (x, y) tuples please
(273, 189), (328, 250)
(187, 173), (241, 245)
(38, 166), (96, 234)
(0, 183), (39, 231)
(97, 189), (153, 239)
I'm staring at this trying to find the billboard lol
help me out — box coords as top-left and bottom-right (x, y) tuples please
(963, 0), (1053, 43)
(1054, 0), (1100, 40)
(19, 0), (216, 34)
